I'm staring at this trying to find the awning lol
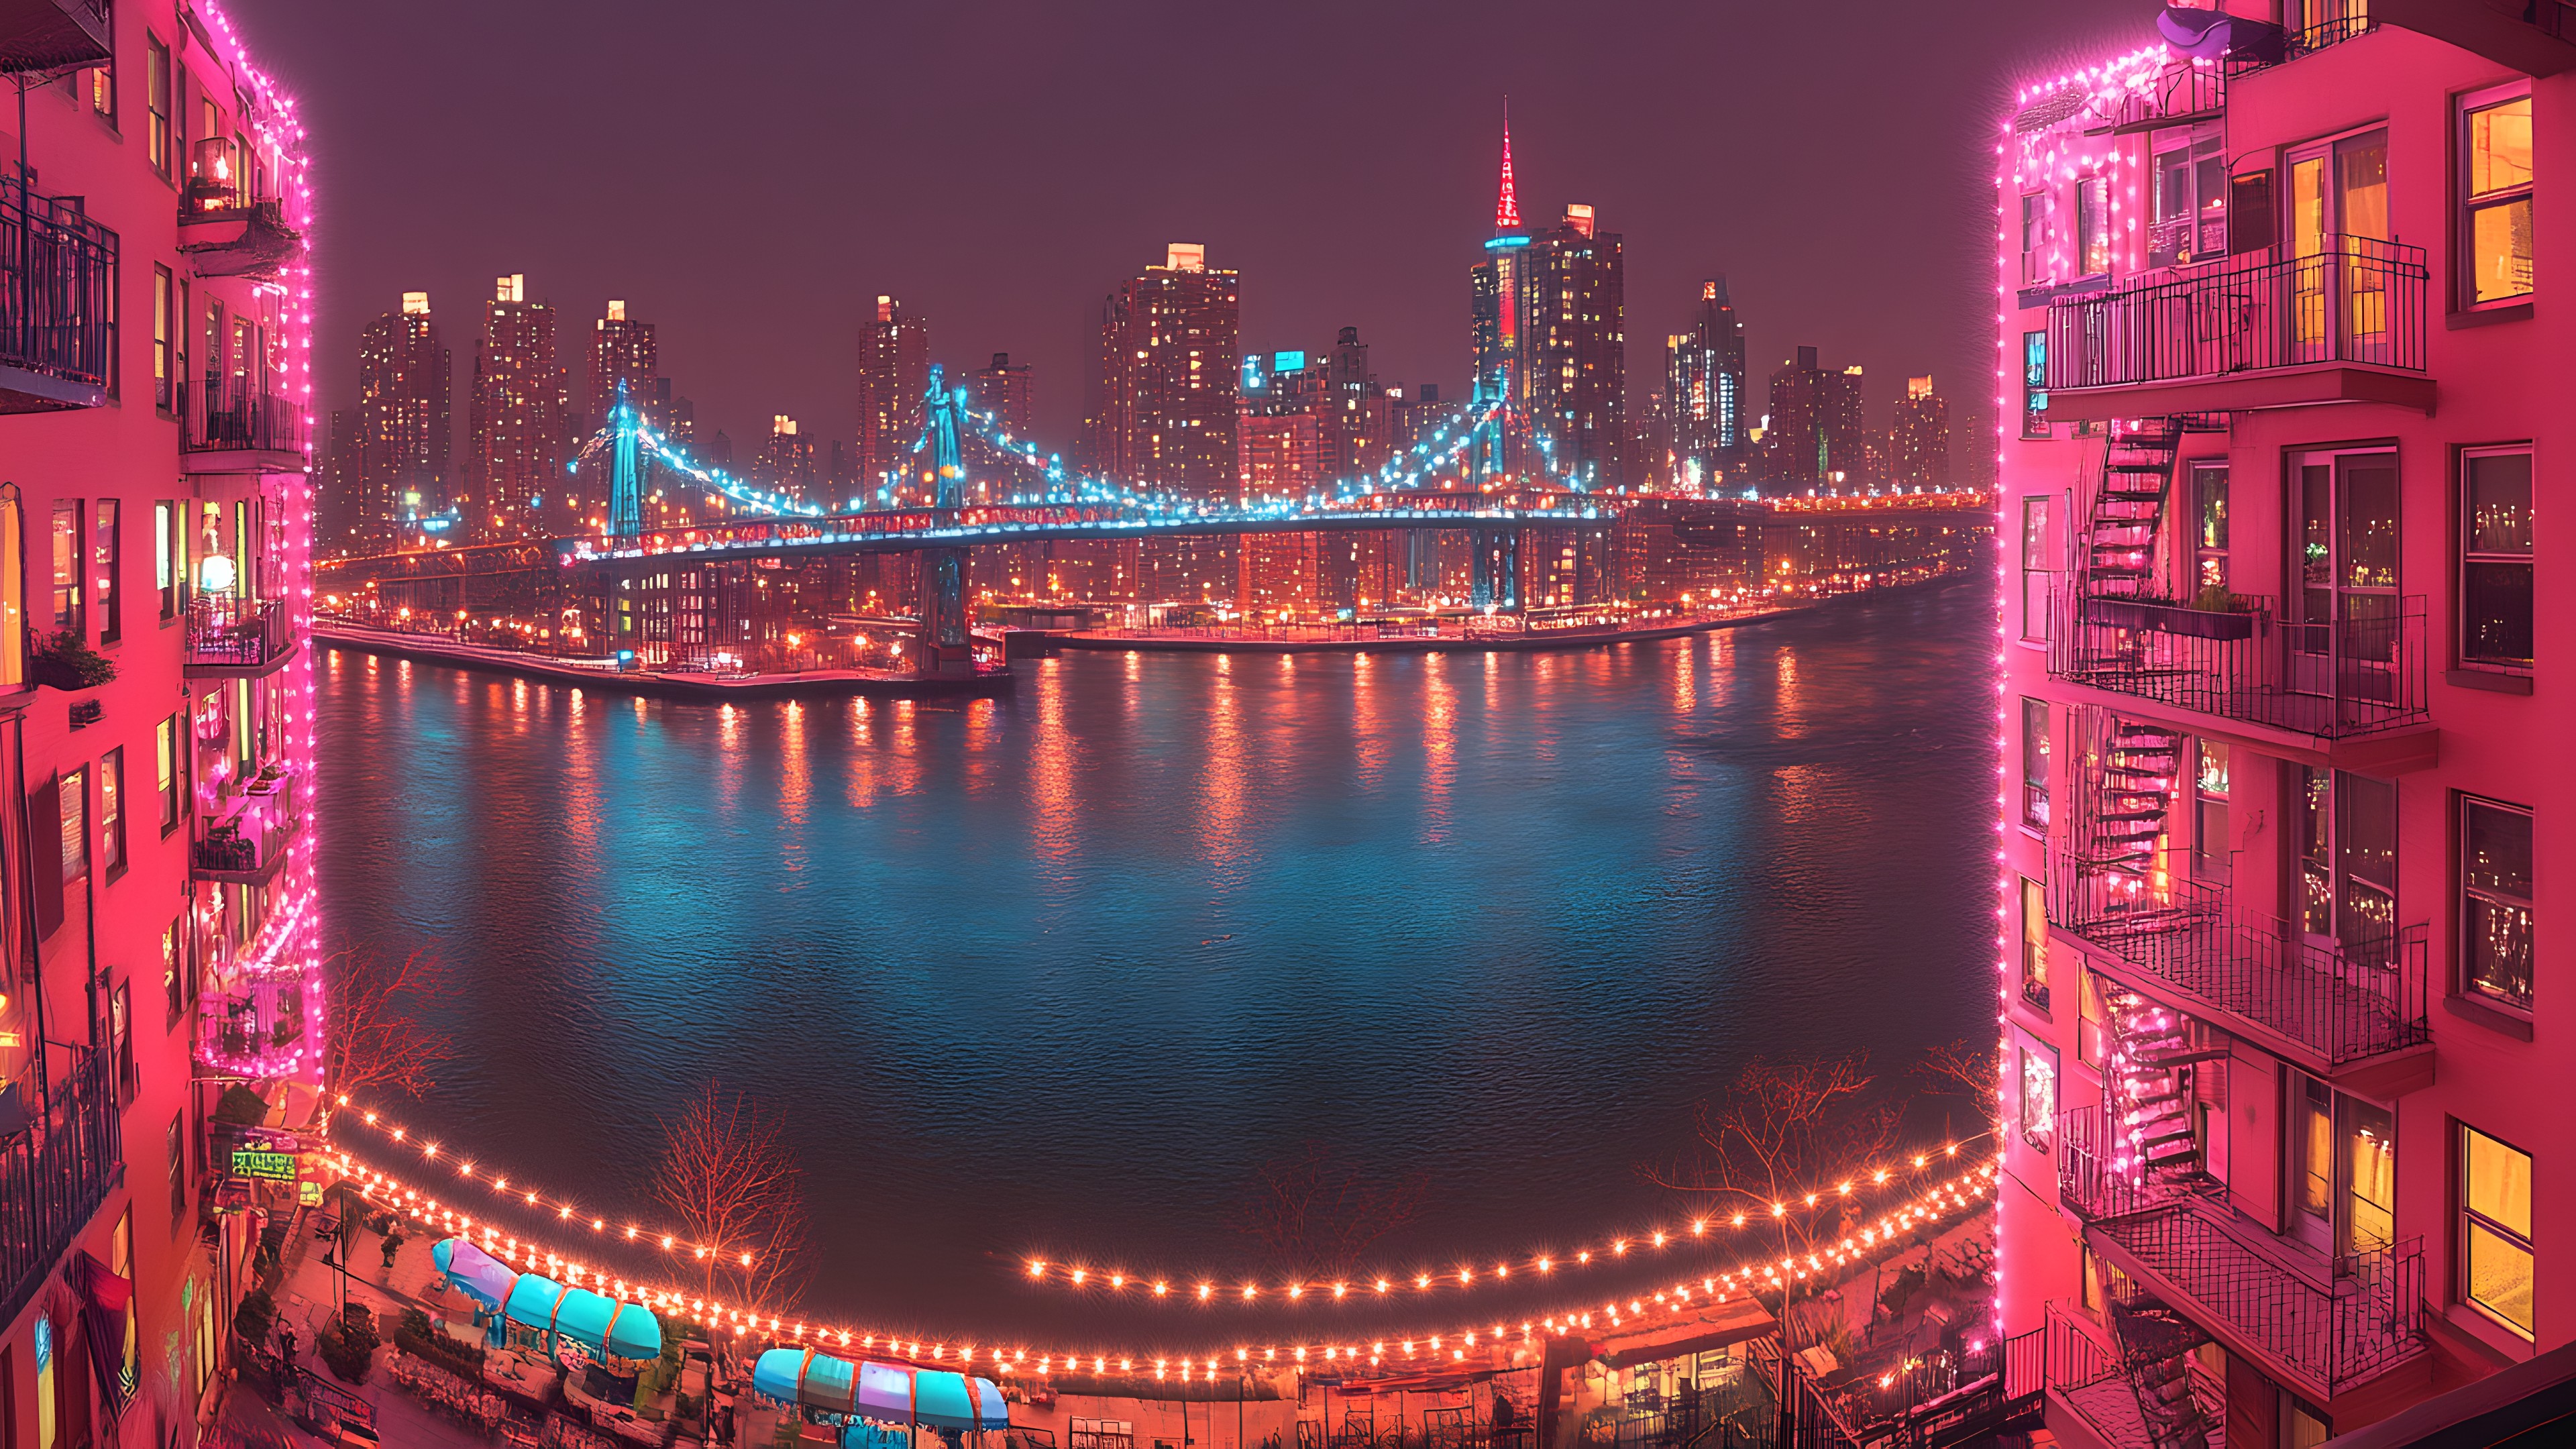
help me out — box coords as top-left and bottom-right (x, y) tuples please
(500, 1273), (661, 1360)
(431, 1237), (519, 1313)
(753, 1350), (1005, 1428)
(74, 1252), (135, 1417)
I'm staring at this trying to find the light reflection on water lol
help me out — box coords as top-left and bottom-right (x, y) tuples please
(316, 580), (1992, 1338)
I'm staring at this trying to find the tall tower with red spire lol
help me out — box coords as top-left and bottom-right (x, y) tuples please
(1472, 102), (1532, 421)
(1495, 100), (1523, 234)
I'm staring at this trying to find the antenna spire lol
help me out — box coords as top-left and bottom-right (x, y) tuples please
(1495, 98), (1521, 233)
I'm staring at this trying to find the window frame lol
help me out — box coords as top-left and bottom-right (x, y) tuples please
(2458, 1122), (2535, 1340)
(2019, 1038), (2058, 1153)
(156, 713), (181, 834)
(2191, 461), (2230, 594)
(99, 745), (124, 879)
(2020, 875), (2050, 1013)
(2457, 445), (2533, 675)
(2021, 696), (2052, 830)
(2457, 81), (2534, 312)
(95, 498), (119, 645)
(2020, 495), (2055, 643)
(152, 266), (173, 414)
(2458, 793), (2534, 1012)
(145, 33), (171, 180)
(2021, 331), (2049, 439)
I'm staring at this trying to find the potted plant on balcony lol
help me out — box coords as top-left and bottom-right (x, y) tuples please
(2081, 587), (2261, 641)
(30, 630), (115, 691)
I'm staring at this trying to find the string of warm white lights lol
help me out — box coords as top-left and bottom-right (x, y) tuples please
(328, 1142), (1995, 1379)
(1017, 1137), (1992, 1307)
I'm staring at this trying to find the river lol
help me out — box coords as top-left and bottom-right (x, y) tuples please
(314, 577), (1996, 1344)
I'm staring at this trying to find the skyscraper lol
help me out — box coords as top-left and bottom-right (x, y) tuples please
(1890, 375), (1951, 489)
(1667, 277), (1748, 490)
(355, 289), (452, 547)
(1468, 113), (1625, 486)
(762, 415), (817, 494)
(1324, 326), (1393, 484)
(588, 298), (666, 436)
(1097, 243), (1241, 500)
(973, 352), (1034, 438)
(858, 295), (930, 498)
(1764, 345), (1865, 486)
(466, 274), (571, 539)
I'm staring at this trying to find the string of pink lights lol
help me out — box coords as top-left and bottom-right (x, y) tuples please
(327, 1142), (1998, 1377)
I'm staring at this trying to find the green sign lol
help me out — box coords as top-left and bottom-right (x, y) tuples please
(231, 1148), (298, 1182)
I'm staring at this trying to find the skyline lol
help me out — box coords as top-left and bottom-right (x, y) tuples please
(256, 0), (2143, 460)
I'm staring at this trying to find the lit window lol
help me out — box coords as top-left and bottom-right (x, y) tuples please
(2460, 1125), (2533, 1337)
(2019, 1044), (2056, 1152)
(2021, 697), (2051, 828)
(2461, 89), (2533, 306)
(2020, 877), (2049, 1012)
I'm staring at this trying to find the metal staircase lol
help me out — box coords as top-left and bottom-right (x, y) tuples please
(2099, 1279), (2219, 1449)
(2078, 418), (2186, 604)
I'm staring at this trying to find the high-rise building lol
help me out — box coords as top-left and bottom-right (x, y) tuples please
(1764, 345), (1864, 486)
(1096, 243), (1241, 501)
(1667, 277), (1748, 491)
(0, 9), (315, 1444)
(588, 298), (667, 437)
(1890, 375), (1950, 490)
(354, 290), (452, 547)
(1468, 115), (1625, 486)
(972, 352), (1034, 439)
(761, 415), (817, 494)
(466, 274), (572, 540)
(1996, 16), (2572, 1443)
(1324, 326), (1393, 484)
(858, 296), (930, 498)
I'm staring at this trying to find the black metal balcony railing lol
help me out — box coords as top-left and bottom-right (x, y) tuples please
(2048, 586), (2430, 741)
(0, 175), (117, 399)
(2042, 1301), (2224, 1449)
(187, 596), (293, 669)
(182, 379), (309, 456)
(2049, 845), (2429, 1067)
(2047, 235), (2427, 392)
(0, 1047), (125, 1326)
(0, 0), (112, 74)
(2091, 1203), (2424, 1398)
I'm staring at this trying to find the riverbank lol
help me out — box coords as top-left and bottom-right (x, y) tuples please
(313, 623), (1014, 699)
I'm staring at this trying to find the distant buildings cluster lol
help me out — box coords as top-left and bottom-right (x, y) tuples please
(320, 115), (1951, 556)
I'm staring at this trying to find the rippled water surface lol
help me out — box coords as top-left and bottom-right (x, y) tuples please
(317, 580), (1994, 1338)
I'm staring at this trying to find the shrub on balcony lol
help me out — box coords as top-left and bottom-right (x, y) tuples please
(30, 631), (115, 690)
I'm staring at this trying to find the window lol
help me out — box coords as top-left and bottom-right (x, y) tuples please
(50, 499), (82, 637)
(156, 500), (180, 620)
(2302, 767), (2396, 965)
(99, 747), (123, 876)
(2461, 796), (2533, 1009)
(2292, 1071), (2398, 1258)
(2461, 1126), (2534, 1337)
(146, 35), (171, 178)
(2019, 1042), (2057, 1152)
(2077, 969), (2108, 1069)
(156, 714), (180, 832)
(2461, 448), (2532, 670)
(58, 769), (86, 886)
(94, 500), (118, 644)
(2075, 174), (2112, 276)
(166, 1113), (185, 1219)
(2021, 331), (2049, 439)
(2194, 741), (2231, 881)
(2192, 463), (2229, 594)
(2020, 877), (2049, 1012)
(2461, 88), (2533, 307)
(2020, 496), (2054, 640)
(88, 34), (114, 124)
(163, 916), (184, 1024)
(0, 494), (19, 690)
(110, 982), (131, 1099)
(2019, 193), (2047, 286)
(152, 268), (172, 413)
(2151, 134), (2229, 267)
(2021, 698), (2051, 828)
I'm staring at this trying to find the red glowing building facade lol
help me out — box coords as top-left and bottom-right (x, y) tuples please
(0, 2), (317, 1444)
(1996, 7), (2567, 1443)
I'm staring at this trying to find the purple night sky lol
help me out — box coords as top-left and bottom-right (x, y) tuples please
(250, 0), (2146, 469)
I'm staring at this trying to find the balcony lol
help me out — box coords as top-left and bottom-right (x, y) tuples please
(0, 176), (115, 412)
(2371, 0), (2576, 76)
(182, 380), (309, 472)
(186, 596), (297, 676)
(2048, 587), (2435, 769)
(2043, 236), (2432, 420)
(191, 769), (303, 887)
(2050, 847), (2430, 1085)
(196, 975), (313, 1081)
(0, 0), (109, 74)
(177, 139), (301, 280)
(2043, 1303), (2222, 1449)
(0, 1046), (124, 1327)
(2086, 1203), (2424, 1407)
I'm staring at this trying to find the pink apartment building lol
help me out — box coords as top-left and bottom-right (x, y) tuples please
(0, 1), (315, 1446)
(1996, 3), (2568, 1445)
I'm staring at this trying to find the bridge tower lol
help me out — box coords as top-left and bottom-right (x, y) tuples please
(608, 380), (644, 541)
(912, 364), (977, 677)
(1469, 527), (1519, 612)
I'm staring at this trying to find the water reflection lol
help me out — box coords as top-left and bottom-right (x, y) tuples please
(316, 581), (1994, 1339)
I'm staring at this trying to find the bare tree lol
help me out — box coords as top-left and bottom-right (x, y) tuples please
(323, 946), (456, 1102)
(1909, 1037), (1999, 1141)
(652, 1083), (812, 1309)
(1643, 1052), (1906, 1261)
(1232, 1142), (1430, 1283)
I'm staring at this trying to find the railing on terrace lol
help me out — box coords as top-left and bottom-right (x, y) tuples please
(2048, 844), (2428, 1066)
(1, 1047), (124, 1326)
(2046, 235), (2426, 392)
(2105, 57), (2225, 132)
(192, 777), (301, 881)
(2090, 1203), (2423, 1397)
(2046, 586), (2429, 741)
(183, 378), (309, 456)
(2058, 1103), (2212, 1224)
(197, 975), (312, 1082)
(0, 175), (117, 397)
(188, 596), (294, 669)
